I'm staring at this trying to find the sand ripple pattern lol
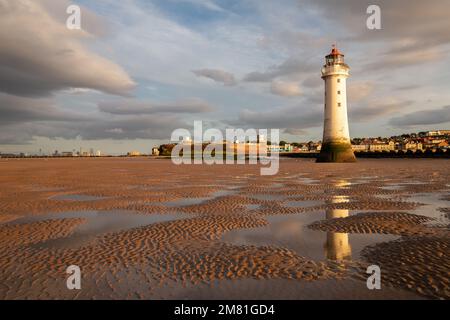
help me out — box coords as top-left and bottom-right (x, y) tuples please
(308, 212), (446, 236)
(0, 158), (449, 299)
(362, 237), (450, 299)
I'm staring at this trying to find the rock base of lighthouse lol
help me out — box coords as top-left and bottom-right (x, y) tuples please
(316, 141), (356, 163)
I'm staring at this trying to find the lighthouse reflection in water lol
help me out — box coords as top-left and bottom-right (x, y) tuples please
(221, 180), (359, 261)
(324, 181), (352, 260)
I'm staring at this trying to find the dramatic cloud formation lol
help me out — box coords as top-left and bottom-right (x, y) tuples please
(0, 0), (135, 97)
(389, 106), (450, 127)
(75, 115), (190, 141)
(0, 115), (189, 144)
(303, 0), (450, 69)
(1, 0), (449, 153)
(192, 69), (236, 86)
(0, 94), (204, 144)
(0, 93), (86, 123)
(98, 98), (214, 115)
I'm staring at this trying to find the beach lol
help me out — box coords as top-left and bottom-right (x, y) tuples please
(0, 158), (448, 300)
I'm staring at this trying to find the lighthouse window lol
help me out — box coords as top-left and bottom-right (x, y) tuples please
(337, 79), (341, 83)
(338, 103), (342, 107)
(338, 91), (341, 94)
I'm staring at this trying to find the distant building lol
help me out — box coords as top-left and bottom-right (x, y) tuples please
(152, 147), (160, 156)
(0, 153), (16, 158)
(368, 141), (395, 152)
(401, 141), (423, 151)
(299, 144), (309, 152)
(422, 138), (448, 150)
(61, 151), (73, 157)
(430, 138), (445, 144)
(267, 145), (283, 153)
(426, 131), (442, 136)
(308, 142), (321, 152)
(439, 141), (449, 148)
(235, 142), (261, 155)
(351, 144), (368, 152)
(283, 143), (293, 152)
(423, 130), (450, 137)
(127, 151), (141, 157)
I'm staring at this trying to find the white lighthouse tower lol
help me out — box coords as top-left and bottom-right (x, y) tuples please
(317, 45), (356, 163)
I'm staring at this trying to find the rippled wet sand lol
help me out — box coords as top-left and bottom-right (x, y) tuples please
(0, 158), (448, 299)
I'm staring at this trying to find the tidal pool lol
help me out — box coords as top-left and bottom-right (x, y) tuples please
(10, 210), (186, 249)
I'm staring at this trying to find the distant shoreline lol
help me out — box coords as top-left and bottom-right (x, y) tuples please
(1, 152), (449, 160)
(281, 151), (450, 159)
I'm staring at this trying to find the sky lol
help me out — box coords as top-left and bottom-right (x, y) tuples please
(1, 0), (450, 155)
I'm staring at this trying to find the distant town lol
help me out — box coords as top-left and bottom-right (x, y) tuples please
(1, 130), (449, 158)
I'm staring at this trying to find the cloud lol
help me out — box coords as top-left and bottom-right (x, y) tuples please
(270, 81), (302, 97)
(302, 75), (322, 88)
(169, 0), (225, 12)
(302, 0), (450, 69)
(74, 115), (189, 141)
(244, 57), (316, 82)
(0, 115), (190, 145)
(0, 92), (200, 144)
(0, 93), (86, 124)
(228, 105), (322, 130)
(388, 105), (450, 127)
(192, 69), (236, 86)
(0, 110), (191, 144)
(395, 85), (421, 91)
(283, 128), (308, 136)
(347, 82), (374, 103)
(37, 0), (109, 37)
(351, 99), (413, 122)
(258, 30), (328, 54)
(365, 47), (444, 71)
(302, 0), (450, 42)
(0, 124), (36, 145)
(0, 0), (135, 97)
(0, 93), (88, 144)
(1, 0), (449, 150)
(98, 98), (214, 115)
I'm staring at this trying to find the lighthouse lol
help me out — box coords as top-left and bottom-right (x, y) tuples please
(317, 45), (356, 163)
